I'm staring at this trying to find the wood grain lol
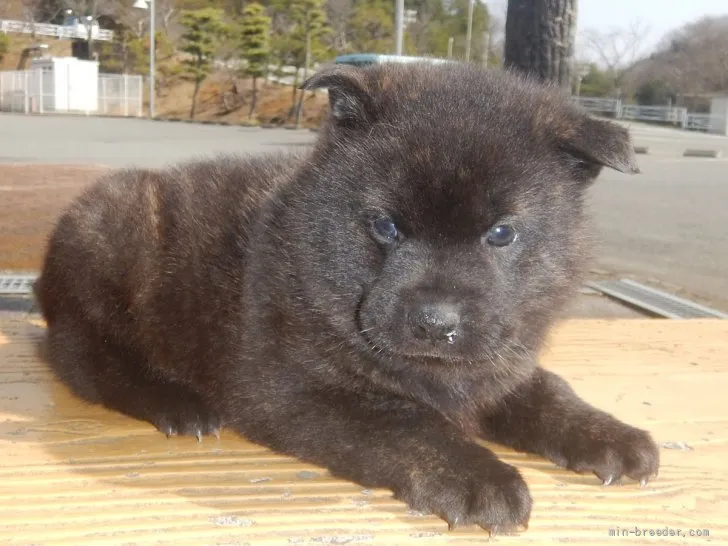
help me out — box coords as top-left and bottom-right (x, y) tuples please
(1, 315), (726, 545)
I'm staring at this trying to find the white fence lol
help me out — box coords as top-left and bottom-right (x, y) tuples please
(685, 113), (726, 133)
(0, 69), (143, 117)
(98, 74), (144, 117)
(620, 105), (688, 126)
(575, 97), (728, 134)
(0, 18), (113, 41)
(572, 96), (622, 117)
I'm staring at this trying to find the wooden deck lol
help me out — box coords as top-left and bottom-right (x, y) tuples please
(1, 313), (726, 545)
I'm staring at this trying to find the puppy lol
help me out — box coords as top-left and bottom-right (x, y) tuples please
(34, 62), (659, 533)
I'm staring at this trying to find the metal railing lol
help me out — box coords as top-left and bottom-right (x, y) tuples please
(0, 18), (114, 41)
(574, 97), (728, 134)
(0, 69), (143, 117)
(685, 113), (725, 133)
(573, 96), (622, 116)
(620, 105), (689, 126)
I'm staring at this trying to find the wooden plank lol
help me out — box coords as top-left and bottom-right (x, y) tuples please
(1, 315), (726, 545)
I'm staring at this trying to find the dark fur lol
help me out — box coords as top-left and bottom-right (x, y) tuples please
(34, 63), (658, 533)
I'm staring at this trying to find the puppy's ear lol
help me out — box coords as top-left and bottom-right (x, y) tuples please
(559, 115), (640, 184)
(301, 66), (374, 128)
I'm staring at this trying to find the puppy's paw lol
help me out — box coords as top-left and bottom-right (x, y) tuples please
(556, 421), (659, 486)
(150, 389), (221, 442)
(399, 458), (532, 534)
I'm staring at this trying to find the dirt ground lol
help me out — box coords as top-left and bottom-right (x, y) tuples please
(153, 75), (330, 127)
(0, 164), (110, 270)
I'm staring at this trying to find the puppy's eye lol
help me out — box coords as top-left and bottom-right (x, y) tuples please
(484, 224), (517, 247)
(372, 217), (398, 243)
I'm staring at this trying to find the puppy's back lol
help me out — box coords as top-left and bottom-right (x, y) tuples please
(36, 153), (298, 354)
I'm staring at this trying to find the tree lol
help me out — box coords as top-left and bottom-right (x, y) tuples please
(348, 0), (394, 53)
(270, 0), (328, 124)
(577, 63), (615, 97)
(24, 0), (66, 26)
(400, 0), (490, 62)
(179, 8), (227, 119)
(239, 2), (271, 119)
(325, 0), (354, 53)
(290, 0), (329, 127)
(581, 19), (649, 97)
(622, 15), (728, 102)
(97, 25), (142, 74)
(98, 27), (174, 85)
(60, 0), (119, 58)
(503, 0), (577, 90)
(0, 33), (10, 67)
(634, 80), (675, 106)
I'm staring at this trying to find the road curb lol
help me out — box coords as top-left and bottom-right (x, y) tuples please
(683, 149), (722, 158)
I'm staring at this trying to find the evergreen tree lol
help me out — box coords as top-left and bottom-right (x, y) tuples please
(0, 33), (10, 67)
(179, 7), (228, 119)
(239, 2), (272, 119)
(270, 0), (329, 124)
(348, 0), (394, 53)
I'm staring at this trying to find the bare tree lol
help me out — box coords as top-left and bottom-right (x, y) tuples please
(503, 0), (578, 90)
(61, 0), (118, 41)
(325, 0), (353, 53)
(484, 0), (506, 57)
(623, 15), (728, 102)
(581, 20), (649, 71)
(579, 19), (649, 95)
(482, 0), (507, 65)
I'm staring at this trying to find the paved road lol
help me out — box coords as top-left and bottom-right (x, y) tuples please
(620, 120), (728, 158)
(0, 114), (315, 168)
(588, 154), (728, 312)
(1, 113), (726, 312)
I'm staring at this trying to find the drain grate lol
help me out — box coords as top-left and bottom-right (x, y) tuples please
(0, 274), (38, 295)
(588, 279), (728, 319)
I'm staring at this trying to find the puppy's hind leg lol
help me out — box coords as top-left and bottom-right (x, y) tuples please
(44, 317), (221, 442)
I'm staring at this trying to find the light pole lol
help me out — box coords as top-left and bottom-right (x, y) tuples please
(133, 0), (155, 119)
(465, 0), (474, 62)
(395, 0), (404, 55)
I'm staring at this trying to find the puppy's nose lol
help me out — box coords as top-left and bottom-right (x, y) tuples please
(408, 303), (461, 342)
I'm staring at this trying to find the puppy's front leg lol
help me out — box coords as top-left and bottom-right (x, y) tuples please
(480, 367), (659, 485)
(240, 388), (531, 533)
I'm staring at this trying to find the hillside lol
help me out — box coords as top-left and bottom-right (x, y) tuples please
(153, 72), (330, 127)
(623, 15), (728, 104)
(1, 36), (330, 126)
(0, 35), (71, 70)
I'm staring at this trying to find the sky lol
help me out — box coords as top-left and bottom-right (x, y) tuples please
(486, 0), (728, 63)
(577, 0), (728, 56)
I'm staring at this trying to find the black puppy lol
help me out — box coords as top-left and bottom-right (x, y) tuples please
(34, 62), (659, 533)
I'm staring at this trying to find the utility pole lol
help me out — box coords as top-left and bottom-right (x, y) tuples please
(395, 0), (404, 55)
(465, 0), (474, 61)
(482, 28), (490, 67)
(133, 0), (155, 118)
(149, 0), (155, 118)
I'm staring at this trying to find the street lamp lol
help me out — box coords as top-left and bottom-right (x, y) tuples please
(133, 0), (155, 119)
